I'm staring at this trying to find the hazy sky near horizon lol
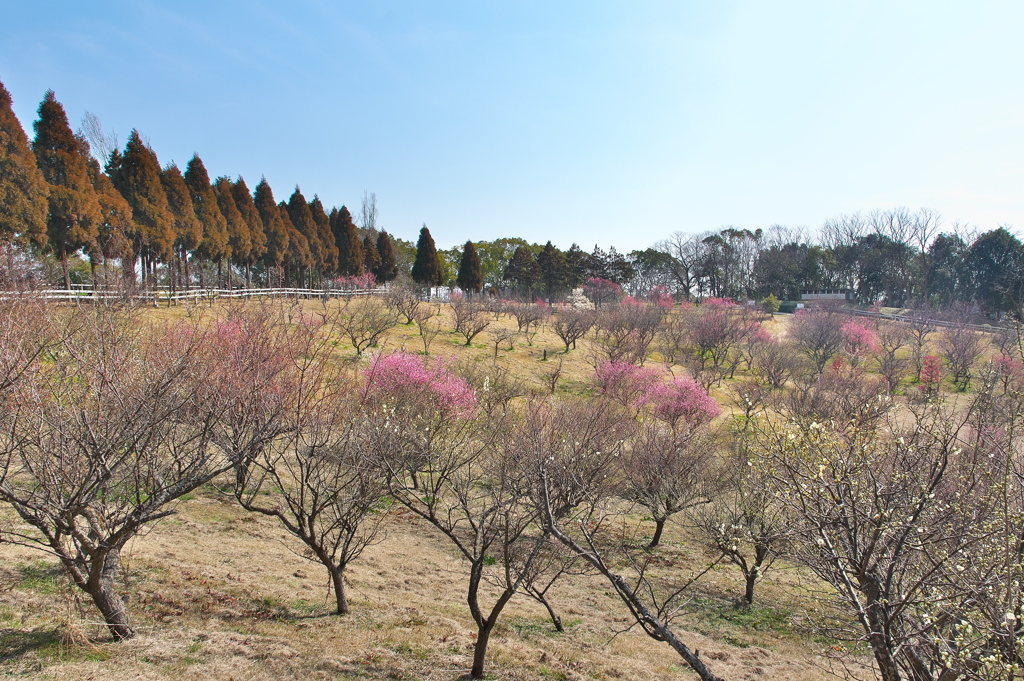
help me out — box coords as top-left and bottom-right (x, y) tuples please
(2, 1), (1022, 251)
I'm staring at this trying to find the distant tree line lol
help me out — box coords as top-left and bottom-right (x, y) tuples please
(445, 215), (1022, 320)
(3, 81), (1021, 318)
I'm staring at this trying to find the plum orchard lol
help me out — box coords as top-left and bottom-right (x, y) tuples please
(2, 297), (1023, 681)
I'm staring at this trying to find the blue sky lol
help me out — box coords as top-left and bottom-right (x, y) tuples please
(2, 1), (1022, 251)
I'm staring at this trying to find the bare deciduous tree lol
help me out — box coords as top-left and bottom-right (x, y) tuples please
(593, 299), (664, 365)
(875, 320), (912, 393)
(939, 318), (982, 391)
(0, 303), (292, 640)
(335, 296), (398, 356)
(383, 285), (423, 324)
(450, 294), (491, 346)
(905, 309), (937, 383)
(789, 306), (846, 375)
(369, 401), (540, 679)
(751, 337), (803, 390)
(487, 325), (517, 358)
(621, 422), (722, 549)
(508, 300), (548, 344)
(233, 318), (387, 615)
(551, 306), (595, 352)
(415, 313), (443, 355)
(687, 452), (788, 606)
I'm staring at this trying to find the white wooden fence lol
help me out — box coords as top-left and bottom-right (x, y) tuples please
(0, 286), (378, 304)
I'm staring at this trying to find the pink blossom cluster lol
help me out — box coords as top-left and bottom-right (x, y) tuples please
(743, 320), (772, 345)
(594, 361), (720, 427)
(841, 319), (880, 359)
(648, 376), (721, 428)
(363, 352), (477, 416)
(594, 361), (660, 406)
(648, 286), (674, 310)
(995, 354), (1024, 389)
(333, 273), (377, 290)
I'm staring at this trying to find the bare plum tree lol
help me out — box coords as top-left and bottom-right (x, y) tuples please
(383, 285), (423, 325)
(363, 364), (543, 679)
(550, 306), (595, 352)
(621, 422), (722, 549)
(0, 303), (293, 640)
(449, 293), (491, 346)
(788, 305), (846, 375)
(233, 316), (387, 615)
(335, 295), (398, 356)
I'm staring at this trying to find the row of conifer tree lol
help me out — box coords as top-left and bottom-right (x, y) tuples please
(0, 81), (407, 290)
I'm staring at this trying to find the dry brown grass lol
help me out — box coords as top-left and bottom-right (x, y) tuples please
(1, 491), (839, 680)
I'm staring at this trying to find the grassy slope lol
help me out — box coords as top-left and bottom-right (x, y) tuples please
(5, 299), (974, 680)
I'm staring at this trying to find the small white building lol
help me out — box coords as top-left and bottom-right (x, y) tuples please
(801, 289), (852, 302)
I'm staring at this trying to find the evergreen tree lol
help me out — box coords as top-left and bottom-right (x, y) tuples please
(926, 232), (967, 309)
(411, 224), (443, 287)
(330, 205), (363, 276)
(213, 176), (249, 288)
(362, 234), (381, 277)
(32, 90), (101, 288)
(503, 245), (540, 297)
(160, 163), (201, 289)
(85, 156), (133, 282)
(231, 177), (265, 286)
(254, 178), (289, 284)
(184, 154), (228, 286)
(456, 239), (483, 293)
(963, 227), (1024, 317)
(537, 240), (568, 299)
(564, 242), (589, 289)
(286, 187), (323, 281)
(374, 230), (398, 283)
(280, 200), (310, 287)
(109, 130), (173, 284)
(309, 195), (338, 274)
(0, 79), (48, 246)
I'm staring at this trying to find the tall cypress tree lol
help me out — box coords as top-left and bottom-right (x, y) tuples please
(213, 177), (249, 288)
(309, 195), (338, 275)
(362, 234), (381, 278)
(330, 205), (363, 276)
(160, 163), (201, 290)
(254, 178), (289, 285)
(280, 200), (310, 288)
(33, 90), (101, 288)
(232, 177), (265, 286)
(287, 187), (322, 278)
(0, 79), (48, 246)
(109, 130), (173, 284)
(374, 230), (398, 283)
(184, 154), (228, 287)
(86, 156), (133, 283)
(411, 224), (443, 287)
(456, 240), (483, 293)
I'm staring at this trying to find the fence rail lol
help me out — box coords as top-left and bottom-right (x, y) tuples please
(838, 307), (1010, 334)
(0, 286), (379, 303)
